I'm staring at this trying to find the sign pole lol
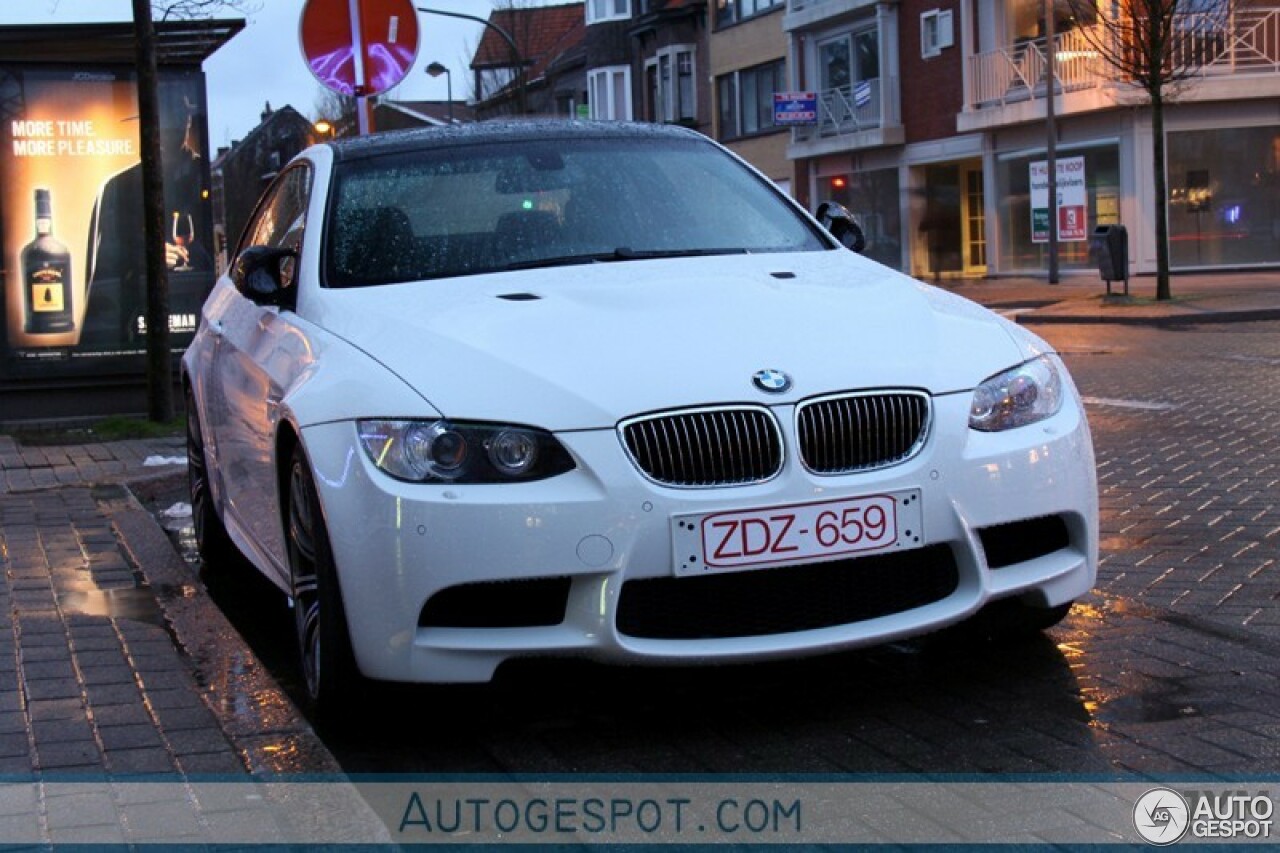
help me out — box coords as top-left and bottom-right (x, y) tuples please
(348, 0), (373, 134)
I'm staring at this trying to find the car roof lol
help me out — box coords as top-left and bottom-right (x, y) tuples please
(327, 119), (707, 162)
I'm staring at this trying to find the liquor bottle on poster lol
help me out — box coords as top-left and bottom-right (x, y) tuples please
(21, 188), (75, 335)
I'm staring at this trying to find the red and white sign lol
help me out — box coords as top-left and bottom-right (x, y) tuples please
(1030, 155), (1089, 243)
(300, 0), (420, 97)
(1059, 204), (1087, 241)
(672, 490), (922, 575)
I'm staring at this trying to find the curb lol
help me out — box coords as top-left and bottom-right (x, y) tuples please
(102, 475), (350, 777)
(1017, 307), (1280, 327)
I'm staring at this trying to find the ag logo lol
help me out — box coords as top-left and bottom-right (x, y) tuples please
(1134, 788), (1190, 845)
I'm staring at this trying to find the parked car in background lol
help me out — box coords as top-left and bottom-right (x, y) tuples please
(183, 121), (1098, 712)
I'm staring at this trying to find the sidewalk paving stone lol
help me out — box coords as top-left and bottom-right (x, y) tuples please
(0, 467), (356, 845)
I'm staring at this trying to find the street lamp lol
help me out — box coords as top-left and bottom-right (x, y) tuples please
(313, 118), (334, 139)
(426, 61), (453, 125)
(417, 6), (526, 114)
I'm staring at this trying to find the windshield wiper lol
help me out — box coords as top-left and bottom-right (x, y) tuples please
(498, 246), (748, 272)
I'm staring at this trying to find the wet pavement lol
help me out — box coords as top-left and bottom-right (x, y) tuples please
(4, 272), (1280, 842)
(0, 437), (384, 844)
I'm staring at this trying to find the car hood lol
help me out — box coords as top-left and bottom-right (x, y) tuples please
(306, 251), (1028, 431)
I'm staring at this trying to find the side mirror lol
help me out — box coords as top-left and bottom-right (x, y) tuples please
(231, 245), (298, 308)
(815, 201), (867, 254)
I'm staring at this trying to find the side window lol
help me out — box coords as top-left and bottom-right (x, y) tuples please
(241, 166), (312, 254)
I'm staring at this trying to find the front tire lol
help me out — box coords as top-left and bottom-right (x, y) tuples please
(286, 444), (361, 711)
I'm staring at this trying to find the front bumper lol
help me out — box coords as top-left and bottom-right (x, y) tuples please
(301, 391), (1097, 683)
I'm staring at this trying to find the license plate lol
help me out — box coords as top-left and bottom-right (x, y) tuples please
(671, 489), (923, 576)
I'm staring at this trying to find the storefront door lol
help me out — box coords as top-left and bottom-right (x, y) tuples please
(962, 165), (987, 276)
(918, 165), (962, 281)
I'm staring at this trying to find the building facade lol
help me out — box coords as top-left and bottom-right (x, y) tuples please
(632, 0), (712, 134)
(786, 0), (1280, 276)
(210, 103), (316, 271)
(709, 0), (794, 193)
(583, 0), (713, 135)
(470, 2), (587, 120)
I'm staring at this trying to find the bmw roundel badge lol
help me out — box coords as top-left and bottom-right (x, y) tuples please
(752, 369), (792, 393)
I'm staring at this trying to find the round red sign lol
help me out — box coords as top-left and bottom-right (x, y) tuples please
(300, 0), (420, 97)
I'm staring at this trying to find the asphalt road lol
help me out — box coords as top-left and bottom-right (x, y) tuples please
(140, 319), (1280, 776)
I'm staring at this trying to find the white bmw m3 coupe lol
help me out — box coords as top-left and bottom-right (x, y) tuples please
(183, 121), (1097, 710)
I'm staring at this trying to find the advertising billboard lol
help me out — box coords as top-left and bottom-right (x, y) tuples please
(0, 65), (214, 380)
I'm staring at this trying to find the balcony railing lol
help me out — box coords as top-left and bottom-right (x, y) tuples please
(967, 9), (1280, 109)
(1167, 7), (1280, 73)
(967, 26), (1105, 108)
(790, 78), (889, 141)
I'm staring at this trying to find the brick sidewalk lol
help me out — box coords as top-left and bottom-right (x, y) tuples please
(937, 269), (1280, 325)
(0, 435), (383, 844)
(0, 434), (186, 495)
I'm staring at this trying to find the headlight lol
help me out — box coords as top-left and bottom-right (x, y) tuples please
(357, 419), (575, 483)
(969, 356), (1064, 432)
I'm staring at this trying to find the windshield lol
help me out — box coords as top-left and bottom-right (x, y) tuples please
(324, 134), (829, 287)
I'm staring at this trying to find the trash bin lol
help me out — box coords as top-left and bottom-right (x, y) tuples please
(1090, 224), (1128, 294)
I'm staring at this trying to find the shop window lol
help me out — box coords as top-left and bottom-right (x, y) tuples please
(995, 145), (1120, 273)
(820, 168), (903, 270)
(1168, 126), (1280, 268)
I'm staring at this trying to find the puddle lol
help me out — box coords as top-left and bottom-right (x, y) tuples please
(1221, 354), (1280, 367)
(57, 587), (166, 626)
(1081, 396), (1178, 412)
(1093, 691), (1204, 724)
(155, 517), (308, 702)
(1055, 347), (1118, 355)
(173, 522), (200, 566)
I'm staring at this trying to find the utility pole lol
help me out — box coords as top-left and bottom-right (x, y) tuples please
(1045, 0), (1060, 284)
